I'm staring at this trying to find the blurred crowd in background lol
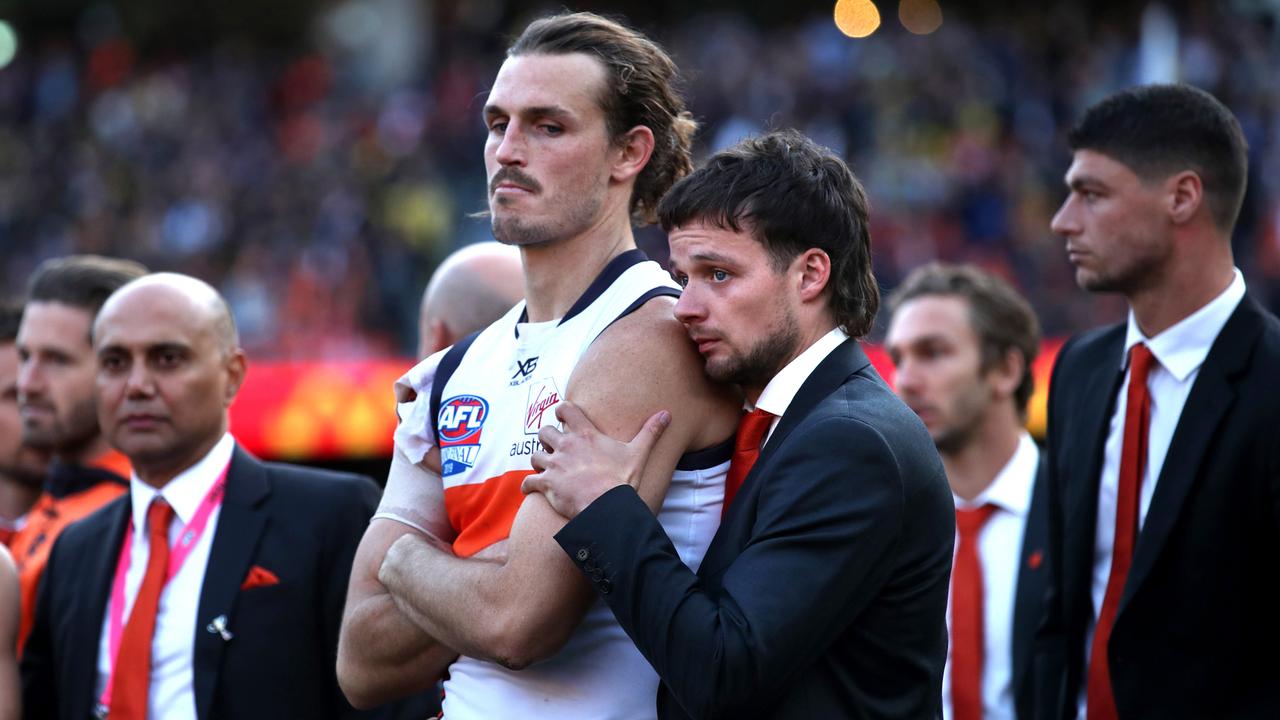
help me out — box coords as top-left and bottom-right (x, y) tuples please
(3, 0), (1279, 358)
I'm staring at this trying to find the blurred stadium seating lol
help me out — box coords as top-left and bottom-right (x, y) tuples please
(1, 1), (1276, 462)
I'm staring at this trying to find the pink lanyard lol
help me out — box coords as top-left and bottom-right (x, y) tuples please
(96, 461), (230, 714)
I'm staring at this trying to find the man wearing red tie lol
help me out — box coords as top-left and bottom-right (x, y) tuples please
(21, 273), (388, 719)
(522, 130), (954, 719)
(885, 263), (1050, 720)
(1036, 84), (1280, 719)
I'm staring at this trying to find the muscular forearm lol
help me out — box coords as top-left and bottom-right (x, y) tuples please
(337, 517), (457, 708)
(380, 500), (595, 669)
(337, 587), (454, 708)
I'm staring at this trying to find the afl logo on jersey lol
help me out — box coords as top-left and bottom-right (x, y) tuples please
(438, 395), (489, 477)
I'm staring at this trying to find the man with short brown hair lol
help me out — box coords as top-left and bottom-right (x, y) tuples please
(0, 303), (46, 546)
(11, 255), (146, 652)
(886, 263), (1049, 720)
(1039, 84), (1280, 719)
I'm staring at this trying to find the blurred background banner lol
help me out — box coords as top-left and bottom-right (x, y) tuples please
(1, 0), (1276, 460)
(226, 340), (1062, 461)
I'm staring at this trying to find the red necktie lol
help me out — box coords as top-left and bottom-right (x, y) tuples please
(110, 498), (175, 720)
(951, 503), (997, 720)
(1087, 343), (1156, 720)
(722, 408), (774, 516)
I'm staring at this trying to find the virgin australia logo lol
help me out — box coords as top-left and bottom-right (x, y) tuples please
(524, 379), (561, 435)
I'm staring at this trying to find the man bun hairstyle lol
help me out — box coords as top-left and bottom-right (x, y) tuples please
(1069, 83), (1248, 234)
(659, 129), (879, 338)
(508, 12), (696, 225)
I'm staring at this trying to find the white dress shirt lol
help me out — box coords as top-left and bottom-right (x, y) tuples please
(943, 432), (1040, 720)
(96, 433), (235, 720)
(751, 327), (849, 438)
(1079, 269), (1245, 717)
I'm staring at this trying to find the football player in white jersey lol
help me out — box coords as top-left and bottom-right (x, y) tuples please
(338, 11), (739, 717)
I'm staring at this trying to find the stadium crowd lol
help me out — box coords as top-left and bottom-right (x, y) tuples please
(2, 2), (1279, 358)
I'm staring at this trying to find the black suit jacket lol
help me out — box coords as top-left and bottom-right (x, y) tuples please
(557, 339), (955, 719)
(21, 446), (386, 720)
(1033, 295), (1280, 719)
(1010, 455), (1050, 720)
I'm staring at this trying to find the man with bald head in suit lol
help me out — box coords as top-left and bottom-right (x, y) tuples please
(22, 273), (387, 720)
(417, 242), (523, 359)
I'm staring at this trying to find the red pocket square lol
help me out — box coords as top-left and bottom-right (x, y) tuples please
(240, 565), (279, 590)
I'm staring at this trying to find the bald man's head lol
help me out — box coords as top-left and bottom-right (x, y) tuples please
(419, 242), (524, 357)
(93, 273), (247, 487)
(96, 273), (240, 356)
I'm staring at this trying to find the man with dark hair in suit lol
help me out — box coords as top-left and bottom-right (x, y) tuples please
(1037, 83), (1280, 719)
(886, 263), (1049, 720)
(523, 129), (954, 719)
(21, 273), (386, 720)
(12, 255), (146, 653)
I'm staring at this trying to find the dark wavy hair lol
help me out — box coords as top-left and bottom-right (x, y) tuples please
(659, 130), (879, 337)
(508, 12), (696, 225)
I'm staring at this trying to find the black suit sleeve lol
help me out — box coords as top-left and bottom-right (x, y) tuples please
(556, 417), (906, 718)
(1032, 336), (1077, 720)
(20, 531), (64, 720)
(321, 475), (383, 720)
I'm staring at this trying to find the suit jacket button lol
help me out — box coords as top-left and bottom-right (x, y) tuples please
(576, 548), (589, 561)
(598, 579), (613, 595)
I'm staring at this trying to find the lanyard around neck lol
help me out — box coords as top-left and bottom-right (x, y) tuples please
(96, 459), (230, 714)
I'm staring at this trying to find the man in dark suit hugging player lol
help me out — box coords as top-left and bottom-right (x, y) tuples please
(523, 130), (955, 719)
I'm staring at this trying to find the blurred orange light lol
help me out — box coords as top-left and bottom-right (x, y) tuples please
(899, 0), (943, 35)
(834, 0), (881, 39)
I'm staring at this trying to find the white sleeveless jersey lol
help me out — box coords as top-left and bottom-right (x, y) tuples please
(397, 250), (730, 720)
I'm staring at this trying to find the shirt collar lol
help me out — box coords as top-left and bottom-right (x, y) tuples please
(955, 432), (1039, 517)
(1122, 269), (1245, 382)
(752, 327), (849, 418)
(129, 433), (235, 531)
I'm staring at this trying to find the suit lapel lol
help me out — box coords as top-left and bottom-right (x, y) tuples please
(1011, 457), (1050, 707)
(700, 339), (866, 578)
(1065, 332), (1125, 597)
(1120, 298), (1261, 613)
(755, 338), (868, 466)
(70, 498), (131, 720)
(192, 447), (270, 720)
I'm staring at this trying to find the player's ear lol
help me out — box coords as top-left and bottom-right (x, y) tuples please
(611, 126), (655, 184)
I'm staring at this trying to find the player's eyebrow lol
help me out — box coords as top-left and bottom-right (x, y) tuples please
(484, 104), (575, 123)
